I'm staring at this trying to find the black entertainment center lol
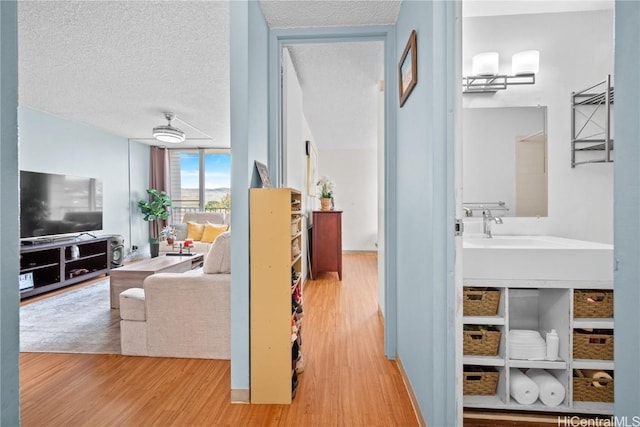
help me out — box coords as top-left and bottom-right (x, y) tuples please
(19, 169), (111, 299)
(19, 236), (112, 299)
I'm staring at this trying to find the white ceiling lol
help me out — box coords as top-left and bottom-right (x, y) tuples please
(17, 0), (398, 150)
(17, 0), (613, 151)
(18, 0), (230, 148)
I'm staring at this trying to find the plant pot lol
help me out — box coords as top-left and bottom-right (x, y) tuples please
(150, 242), (160, 258)
(166, 237), (175, 245)
(320, 197), (332, 211)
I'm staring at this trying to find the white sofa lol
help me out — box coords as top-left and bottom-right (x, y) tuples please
(158, 212), (230, 260)
(120, 231), (231, 359)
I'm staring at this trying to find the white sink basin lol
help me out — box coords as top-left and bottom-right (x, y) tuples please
(463, 235), (613, 281)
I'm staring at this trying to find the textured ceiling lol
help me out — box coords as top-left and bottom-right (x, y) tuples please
(287, 42), (383, 150)
(18, 0), (229, 148)
(259, 0), (397, 151)
(259, 0), (401, 29)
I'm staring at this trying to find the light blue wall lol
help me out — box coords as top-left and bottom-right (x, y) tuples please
(19, 107), (148, 250)
(128, 141), (151, 254)
(395, 1), (457, 425)
(0, 1), (20, 424)
(229, 0), (269, 394)
(613, 0), (640, 417)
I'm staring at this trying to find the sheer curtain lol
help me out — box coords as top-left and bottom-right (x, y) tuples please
(149, 146), (169, 239)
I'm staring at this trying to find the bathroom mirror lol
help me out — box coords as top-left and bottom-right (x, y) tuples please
(463, 106), (547, 217)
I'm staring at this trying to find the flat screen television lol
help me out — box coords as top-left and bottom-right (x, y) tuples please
(20, 170), (103, 239)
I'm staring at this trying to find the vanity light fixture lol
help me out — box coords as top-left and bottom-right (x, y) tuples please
(152, 112), (186, 143)
(463, 50), (539, 94)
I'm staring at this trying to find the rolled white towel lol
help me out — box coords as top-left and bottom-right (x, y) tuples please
(510, 368), (539, 405)
(526, 368), (565, 407)
(581, 369), (613, 388)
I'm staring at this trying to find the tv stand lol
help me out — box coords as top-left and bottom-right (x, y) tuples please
(19, 236), (111, 299)
(75, 232), (97, 239)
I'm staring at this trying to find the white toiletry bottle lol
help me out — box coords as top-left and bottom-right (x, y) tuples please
(546, 329), (559, 361)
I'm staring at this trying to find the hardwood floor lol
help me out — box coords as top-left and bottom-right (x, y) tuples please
(20, 253), (419, 426)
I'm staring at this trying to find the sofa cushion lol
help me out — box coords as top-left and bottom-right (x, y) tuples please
(201, 223), (229, 243)
(186, 221), (205, 240)
(203, 231), (231, 274)
(183, 212), (226, 225)
(120, 288), (146, 321)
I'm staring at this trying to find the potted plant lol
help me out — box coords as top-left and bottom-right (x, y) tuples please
(160, 225), (176, 245)
(316, 176), (335, 211)
(137, 188), (171, 257)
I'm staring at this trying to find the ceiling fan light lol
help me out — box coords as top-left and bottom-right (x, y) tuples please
(152, 125), (186, 143)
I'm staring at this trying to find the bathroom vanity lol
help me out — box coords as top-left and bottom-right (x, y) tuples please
(462, 235), (614, 415)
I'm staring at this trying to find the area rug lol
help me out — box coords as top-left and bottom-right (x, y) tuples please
(20, 278), (121, 354)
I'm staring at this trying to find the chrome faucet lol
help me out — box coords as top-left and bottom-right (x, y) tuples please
(482, 209), (503, 238)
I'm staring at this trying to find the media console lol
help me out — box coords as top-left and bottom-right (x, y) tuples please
(19, 236), (111, 299)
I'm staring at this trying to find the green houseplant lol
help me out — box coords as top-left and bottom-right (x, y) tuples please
(137, 188), (171, 257)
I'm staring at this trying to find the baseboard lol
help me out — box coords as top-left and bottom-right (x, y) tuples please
(230, 388), (250, 404)
(396, 355), (427, 427)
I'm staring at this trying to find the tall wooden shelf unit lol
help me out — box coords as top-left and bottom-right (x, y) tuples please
(250, 188), (303, 404)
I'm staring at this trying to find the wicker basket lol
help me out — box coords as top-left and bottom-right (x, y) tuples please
(463, 288), (501, 316)
(573, 330), (614, 360)
(463, 367), (499, 395)
(573, 290), (613, 318)
(463, 329), (501, 356)
(573, 369), (614, 402)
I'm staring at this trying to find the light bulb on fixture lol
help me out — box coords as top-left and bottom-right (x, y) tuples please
(472, 52), (499, 76)
(512, 50), (540, 76)
(152, 112), (186, 143)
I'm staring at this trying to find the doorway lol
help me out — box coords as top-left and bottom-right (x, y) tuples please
(269, 27), (397, 358)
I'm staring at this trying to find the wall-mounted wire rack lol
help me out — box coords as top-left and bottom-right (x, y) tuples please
(571, 75), (614, 167)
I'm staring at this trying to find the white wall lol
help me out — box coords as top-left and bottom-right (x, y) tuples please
(19, 106), (149, 251)
(377, 82), (385, 317)
(318, 148), (377, 251)
(463, 10), (614, 243)
(283, 47), (309, 280)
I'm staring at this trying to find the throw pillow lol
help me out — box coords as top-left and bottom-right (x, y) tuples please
(173, 223), (188, 241)
(200, 223), (229, 243)
(203, 231), (231, 274)
(186, 221), (205, 241)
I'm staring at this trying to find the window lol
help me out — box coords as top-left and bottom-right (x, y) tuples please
(168, 149), (231, 221)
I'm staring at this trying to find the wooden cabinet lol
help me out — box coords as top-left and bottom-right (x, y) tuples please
(19, 236), (111, 299)
(311, 211), (342, 280)
(249, 188), (303, 404)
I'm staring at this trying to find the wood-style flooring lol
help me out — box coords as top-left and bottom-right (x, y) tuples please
(20, 252), (419, 426)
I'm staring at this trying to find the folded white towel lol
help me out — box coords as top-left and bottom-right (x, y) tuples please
(509, 330), (546, 360)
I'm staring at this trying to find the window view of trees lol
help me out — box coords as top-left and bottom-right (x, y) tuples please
(168, 149), (230, 214)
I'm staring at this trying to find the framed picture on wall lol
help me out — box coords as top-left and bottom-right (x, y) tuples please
(306, 140), (318, 194)
(399, 30), (417, 107)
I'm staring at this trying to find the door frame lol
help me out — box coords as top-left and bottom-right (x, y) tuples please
(268, 25), (398, 357)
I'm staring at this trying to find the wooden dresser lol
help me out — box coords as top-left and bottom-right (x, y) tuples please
(311, 210), (342, 280)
